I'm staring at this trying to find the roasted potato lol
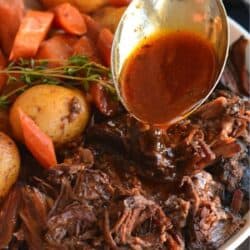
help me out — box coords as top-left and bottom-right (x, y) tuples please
(0, 132), (20, 199)
(40, 0), (107, 13)
(10, 85), (89, 147)
(93, 6), (126, 33)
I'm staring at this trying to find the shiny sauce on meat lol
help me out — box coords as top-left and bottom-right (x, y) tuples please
(120, 31), (218, 126)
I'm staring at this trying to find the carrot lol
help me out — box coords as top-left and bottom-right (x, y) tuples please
(18, 108), (57, 169)
(97, 28), (113, 66)
(0, 0), (24, 55)
(89, 83), (119, 116)
(53, 3), (87, 36)
(73, 36), (100, 62)
(9, 10), (54, 60)
(83, 14), (102, 42)
(0, 50), (6, 92)
(108, 0), (131, 7)
(36, 34), (77, 67)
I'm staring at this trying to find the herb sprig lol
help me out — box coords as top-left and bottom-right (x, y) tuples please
(0, 55), (117, 109)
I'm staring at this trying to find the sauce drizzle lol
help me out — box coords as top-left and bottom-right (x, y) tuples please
(120, 31), (218, 126)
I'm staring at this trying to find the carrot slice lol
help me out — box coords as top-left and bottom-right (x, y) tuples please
(9, 10), (54, 60)
(0, 0), (24, 55)
(83, 14), (101, 42)
(108, 0), (131, 7)
(53, 3), (87, 36)
(18, 108), (57, 169)
(73, 36), (100, 62)
(97, 28), (113, 66)
(90, 83), (119, 116)
(0, 50), (6, 92)
(36, 34), (77, 67)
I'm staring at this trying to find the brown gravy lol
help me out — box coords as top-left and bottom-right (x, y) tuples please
(120, 31), (217, 126)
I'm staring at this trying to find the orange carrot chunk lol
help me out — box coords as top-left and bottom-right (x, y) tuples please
(73, 36), (100, 62)
(53, 3), (87, 36)
(0, 0), (24, 55)
(18, 108), (57, 169)
(83, 14), (101, 42)
(36, 35), (77, 67)
(9, 10), (54, 60)
(97, 28), (113, 66)
(108, 0), (131, 7)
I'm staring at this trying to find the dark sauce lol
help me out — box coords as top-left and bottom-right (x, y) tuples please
(120, 31), (218, 126)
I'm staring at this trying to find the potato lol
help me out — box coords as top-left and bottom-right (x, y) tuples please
(41, 0), (108, 13)
(0, 132), (20, 199)
(10, 85), (89, 147)
(93, 6), (126, 33)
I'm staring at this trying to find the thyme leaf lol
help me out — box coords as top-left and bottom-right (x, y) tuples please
(0, 55), (117, 109)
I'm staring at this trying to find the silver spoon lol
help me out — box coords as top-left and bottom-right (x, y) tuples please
(111, 0), (229, 126)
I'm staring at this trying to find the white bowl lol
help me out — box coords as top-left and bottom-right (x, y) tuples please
(219, 17), (250, 250)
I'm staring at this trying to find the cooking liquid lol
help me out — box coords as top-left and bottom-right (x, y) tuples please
(120, 31), (218, 126)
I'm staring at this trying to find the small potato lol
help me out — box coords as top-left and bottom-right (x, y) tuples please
(10, 85), (89, 147)
(0, 132), (20, 199)
(41, 0), (107, 13)
(93, 6), (126, 33)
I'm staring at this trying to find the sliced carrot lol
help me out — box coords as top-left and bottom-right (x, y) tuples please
(9, 10), (54, 60)
(97, 28), (113, 66)
(36, 34), (77, 67)
(73, 36), (100, 62)
(53, 3), (87, 36)
(90, 83), (119, 116)
(0, 0), (24, 55)
(0, 50), (6, 92)
(18, 108), (57, 169)
(83, 14), (102, 42)
(108, 0), (131, 7)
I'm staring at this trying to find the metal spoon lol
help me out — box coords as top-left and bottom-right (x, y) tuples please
(111, 0), (229, 126)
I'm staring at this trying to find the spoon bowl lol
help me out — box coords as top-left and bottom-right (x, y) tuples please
(111, 0), (229, 126)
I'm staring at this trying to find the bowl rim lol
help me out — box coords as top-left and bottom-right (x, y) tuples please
(219, 17), (250, 250)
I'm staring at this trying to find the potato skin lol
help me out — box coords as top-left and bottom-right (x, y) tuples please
(41, 0), (107, 13)
(0, 132), (20, 199)
(10, 85), (89, 147)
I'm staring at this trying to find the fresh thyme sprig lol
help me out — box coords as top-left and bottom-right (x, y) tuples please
(0, 55), (117, 109)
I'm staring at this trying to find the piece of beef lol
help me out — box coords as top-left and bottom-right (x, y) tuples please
(45, 203), (100, 249)
(240, 165), (250, 199)
(0, 186), (21, 249)
(221, 36), (250, 96)
(181, 171), (245, 249)
(19, 186), (48, 250)
(187, 203), (244, 250)
(210, 157), (244, 192)
(163, 195), (190, 229)
(87, 90), (249, 184)
(103, 195), (184, 250)
(231, 189), (244, 214)
(87, 114), (215, 182)
(181, 171), (224, 214)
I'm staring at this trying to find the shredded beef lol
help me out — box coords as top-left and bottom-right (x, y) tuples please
(182, 172), (244, 249)
(221, 36), (250, 96)
(0, 186), (21, 249)
(103, 195), (184, 250)
(187, 203), (244, 250)
(163, 195), (190, 229)
(87, 89), (249, 183)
